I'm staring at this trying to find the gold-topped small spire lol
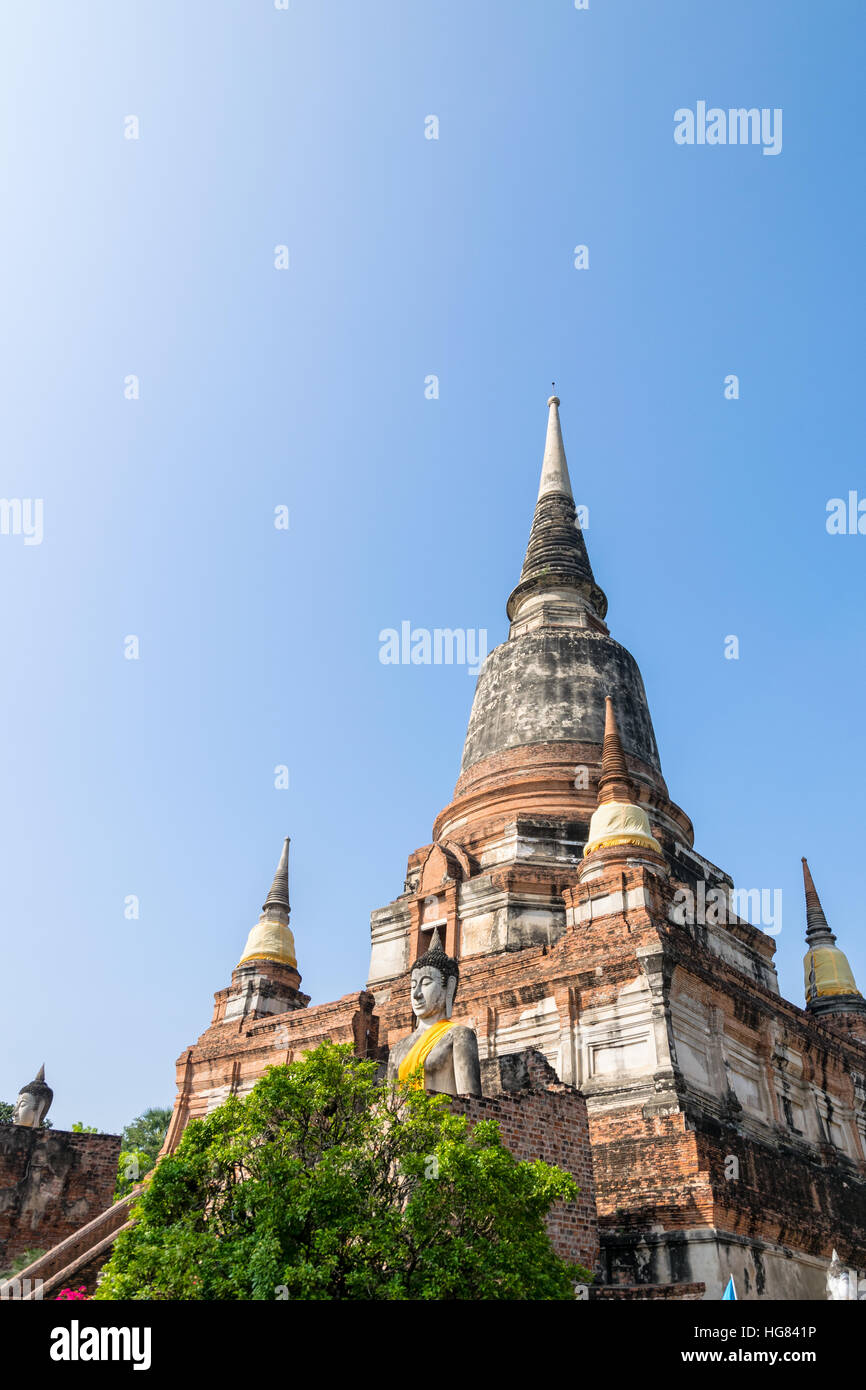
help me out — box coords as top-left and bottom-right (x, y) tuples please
(583, 697), (661, 858)
(598, 695), (634, 804)
(238, 837), (297, 968)
(801, 857), (861, 1005)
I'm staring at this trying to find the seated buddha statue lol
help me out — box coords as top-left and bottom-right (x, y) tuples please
(387, 929), (481, 1097)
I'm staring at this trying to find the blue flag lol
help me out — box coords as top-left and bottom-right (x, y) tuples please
(722, 1276), (737, 1301)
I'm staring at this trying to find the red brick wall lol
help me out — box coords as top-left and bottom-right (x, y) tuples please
(164, 988), (379, 1153)
(0, 1126), (121, 1270)
(450, 1067), (598, 1273)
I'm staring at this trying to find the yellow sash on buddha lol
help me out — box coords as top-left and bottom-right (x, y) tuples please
(397, 1018), (455, 1087)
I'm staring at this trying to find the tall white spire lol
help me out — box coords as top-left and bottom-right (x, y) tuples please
(505, 391), (607, 636)
(537, 395), (574, 501)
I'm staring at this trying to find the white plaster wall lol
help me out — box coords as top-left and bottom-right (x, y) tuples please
(493, 995), (562, 1076)
(367, 908), (410, 984)
(577, 976), (656, 1086)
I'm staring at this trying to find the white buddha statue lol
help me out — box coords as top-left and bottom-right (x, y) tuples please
(387, 930), (481, 1096)
(12, 1065), (53, 1127)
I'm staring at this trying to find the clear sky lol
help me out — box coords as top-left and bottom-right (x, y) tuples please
(1, 1), (864, 1132)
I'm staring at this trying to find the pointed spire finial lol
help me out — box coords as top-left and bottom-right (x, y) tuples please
(538, 391), (572, 499)
(801, 857), (864, 1012)
(505, 393), (608, 632)
(237, 837), (297, 969)
(801, 857), (834, 943)
(597, 696), (634, 804)
(263, 836), (291, 918)
(582, 695), (662, 860)
(35, 1064), (45, 1083)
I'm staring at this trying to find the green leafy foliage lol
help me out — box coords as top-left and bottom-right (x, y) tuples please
(0, 1248), (46, 1281)
(113, 1109), (171, 1201)
(71, 1122), (100, 1134)
(121, 1108), (172, 1163)
(95, 1042), (588, 1301)
(115, 1149), (155, 1202)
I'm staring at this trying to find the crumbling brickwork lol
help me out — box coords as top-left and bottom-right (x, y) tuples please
(0, 1126), (121, 1270)
(157, 397), (866, 1300)
(450, 1050), (597, 1272)
(162, 984), (380, 1153)
(367, 827), (866, 1299)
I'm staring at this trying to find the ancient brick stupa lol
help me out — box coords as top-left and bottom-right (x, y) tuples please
(42, 393), (866, 1301)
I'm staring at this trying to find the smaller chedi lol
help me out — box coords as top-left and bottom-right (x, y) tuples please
(237, 836), (296, 968)
(801, 857), (866, 1020)
(12, 1065), (53, 1128)
(387, 929), (481, 1096)
(583, 695), (662, 861)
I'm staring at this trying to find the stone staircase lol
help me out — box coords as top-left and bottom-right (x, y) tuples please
(0, 1185), (144, 1300)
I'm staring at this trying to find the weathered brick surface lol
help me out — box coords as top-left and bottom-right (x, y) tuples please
(162, 986), (379, 1154)
(0, 1188), (140, 1300)
(450, 1051), (598, 1272)
(159, 838), (866, 1296)
(138, 717), (866, 1298)
(370, 828), (866, 1294)
(16, 1049), (599, 1297)
(21, 404), (866, 1300)
(0, 1127), (121, 1270)
(591, 1281), (705, 1300)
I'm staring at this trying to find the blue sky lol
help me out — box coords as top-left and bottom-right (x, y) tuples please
(1, 0), (864, 1131)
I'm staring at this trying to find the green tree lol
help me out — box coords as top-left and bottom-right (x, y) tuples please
(121, 1108), (172, 1163)
(114, 1107), (172, 1201)
(95, 1042), (587, 1301)
(115, 1148), (156, 1202)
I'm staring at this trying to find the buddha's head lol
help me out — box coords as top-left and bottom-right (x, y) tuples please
(11, 1066), (52, 1128)
(12, 1092), (40, 1127)
(410, 930), (459, 1022)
